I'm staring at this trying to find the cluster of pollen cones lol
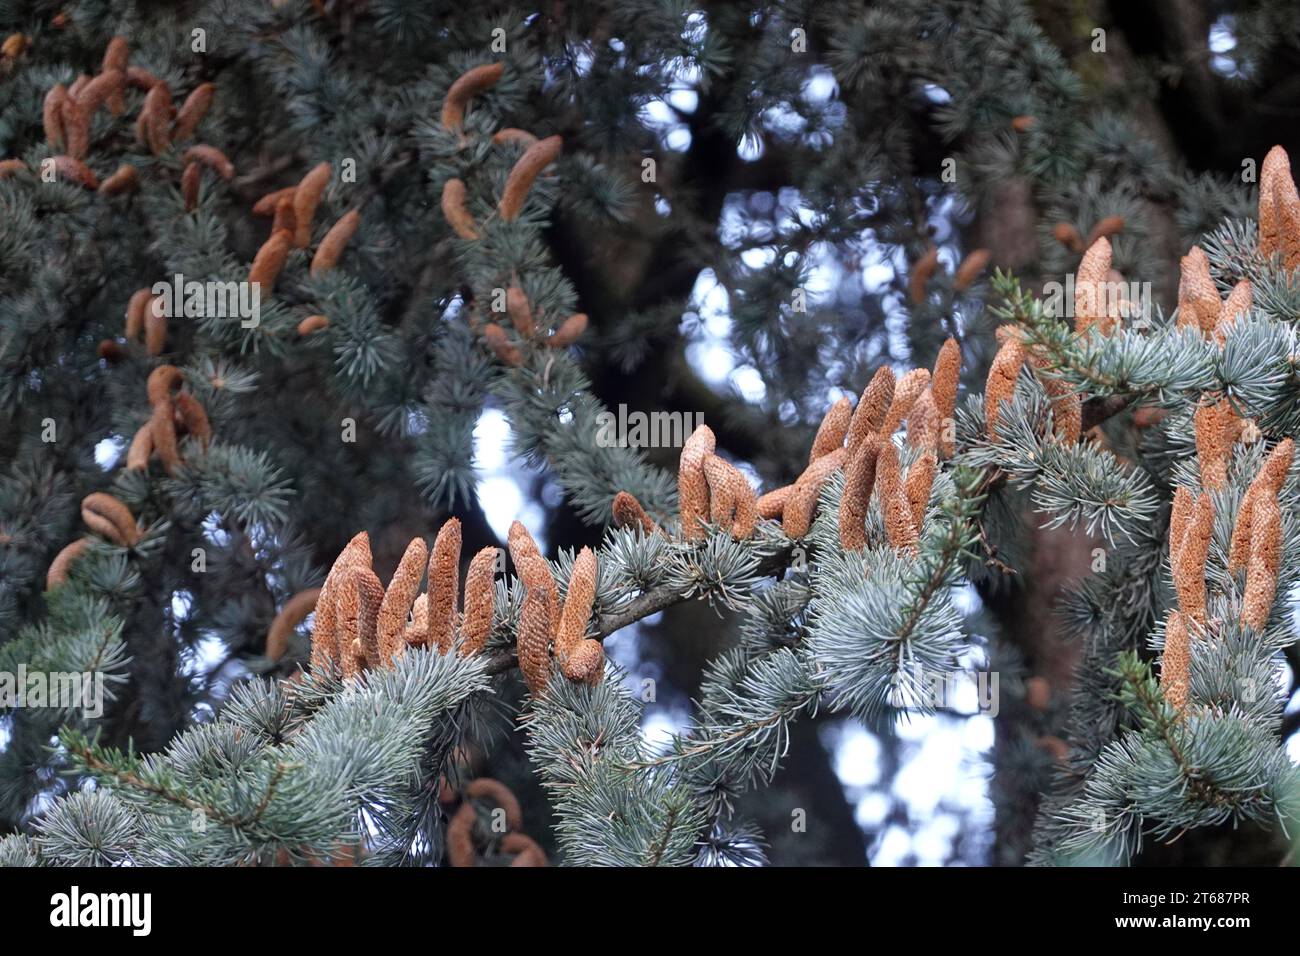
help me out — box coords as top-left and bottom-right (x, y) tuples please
(295, 516), (602, 698)
(444, 776), (548, 867)
(1, 33), (230, 200)
(305, 519), (497, 680)
(613, 336), (962, 556)
(1160, 440), (1290, 715)
(435, 63), (588, 360)
(1156, 145), (1299, 715)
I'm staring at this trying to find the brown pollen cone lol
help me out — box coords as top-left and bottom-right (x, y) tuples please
(1170, 486), (1194, 553)
(703, 454), (735, 531)
(1259, 145), (1300, 270)
(508, 521), (558, 636)
(403, 594), (429, 647)
(174, 392), (212, 449)
(483, 323), (523, 366)
(908, 245), (939, 304)
(1227, 484), (1258, 578)
(97, 339), (125, 364)
(507, 519), (541, 563)
(906, 388), (942, 453)
(125, 66), (162, 90)
(1173, 493), (1214, 623)
(464, 778), (523, 830)
(516, 585), (553, 694)
(249, 229), (293, 293)
(1194, 400), (1237, 491)
(1259, 147), (1288, 260)
(441, 178), (480, 240)
(1073, 237), (1112, 336)
(341, 638), (367, 681)
(266, 589), (321, 662)
(809, 397), (852, 463)
(50, 155), (98, 188)
(498, 135), (563, 221)
(1085, 215), (1125, 248)
(272, 195), (296, 235)
(61, 94), (90, 159)
(704, 454), (757, 539)
(1052, 222), (1083, 253)
(336, 565), (382, 675)
(80, 493), (140, 547)
(730, 476), (758, 540)
(1026, 351), (1081, 445)
(546, 313), (588, 348)
(506, 286), (535, 338)
(1160, 610), (1191, 715)
(125, 423), (153, 471)
(1214, 280), (1252, 344)
(502, 833), (549, 867)
(930, 337), (961, 457)
(846, 366), (895, 454)
(460, 547), (498, 656)
(1176, 246), (1219, 337)
(310, 209), (361, 277)
(876, 442), (917, 553)
(1241, 493), (1281, 631)
(446, 803), (478, 866)
(137, 82), (173, 155)
(756, 485), (793, 520)
(560, 641), (604, 686)
(428, 519), (462, 654)
(782, 447), (846, 539)
(253, 186), (296, 217)
(355, 567), (385, 668)
(183, 145), (235, 180)
(144, 297), (167, 356)
(297, 314), (329, 336)
(1229, 439), (1294, 573)
(146, 364), (183, 406)
(555, 547), (603, 684)
(98, 163), (138, 196)
(310, 531), (372, 673)
(838, 435), (881, 551)
(1258, 437), (1294, 494)
(904, 451), (937, 538)
(376, 537), (429, 664)
(149, 399), (180, 473)
(493, 128), (538, 148)
(43, 84), (68, 148)
(181, 161), (199, 210)
(678, 425), (716, 541)
(172, 82), (215, 141)
(46, 538), (92, 591)
(440, 62), (504, 129)
(953, 248), (991, 291)
(984, 338), (1025, 439)
(70, 63), (123, 113)
(880, 368), (931, 438)
(292, 161), (332, 249)
(612, 491), (658, 534)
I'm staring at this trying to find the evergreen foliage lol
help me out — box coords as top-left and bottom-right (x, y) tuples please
(1, 0), (1299, 868)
